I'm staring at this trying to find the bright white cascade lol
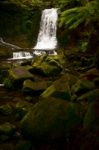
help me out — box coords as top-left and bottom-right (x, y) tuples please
(9, 52), (33, 60)
(33, 8), (58, 55)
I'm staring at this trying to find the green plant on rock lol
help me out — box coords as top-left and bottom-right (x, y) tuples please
(3, 78), (13, 89)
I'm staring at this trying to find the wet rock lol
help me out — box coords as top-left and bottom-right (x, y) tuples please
(31, 55), (64, 76)
(83, 102), (99, 133)
(93, 77), (99, 87)
(41, 73), (78, 100)
(81, 68), (99, 81)
(21, 98), (82, 140)
(4, 66), (34, 89)
(15, 140), (32, 150)
(0, 104), (13, 115)
(22, 79), (48, 95)
(71, 79), (95, 96)
(77, 89), (99, 102)
(0, 122), (16, 141)
(15, 101), (33, 120)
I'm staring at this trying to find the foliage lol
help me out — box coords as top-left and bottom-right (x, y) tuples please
(59, 0), (99, 29)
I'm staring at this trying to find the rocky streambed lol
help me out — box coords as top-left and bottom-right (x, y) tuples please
(0, 53), (99, 150)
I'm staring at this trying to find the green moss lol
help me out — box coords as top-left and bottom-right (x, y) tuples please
(21, 98), (82, 140)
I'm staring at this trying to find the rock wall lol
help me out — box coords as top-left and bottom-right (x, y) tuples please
(0, 1), (41, 47)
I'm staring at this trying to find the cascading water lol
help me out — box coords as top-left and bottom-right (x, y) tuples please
(6, 8), (58, 60)
(33, 8), (58, 55)
(9, 52), (33, 60)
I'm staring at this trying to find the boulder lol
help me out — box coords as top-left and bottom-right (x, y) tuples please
(81, 68), (99, 81)
(71, 79), (95, 96)
(4, 66), (34, 88)
(41, 73), (78, 101)
(31, 55), (64, 76)
(0, 122), (16, 141)
(20, 98), (82, 140)
(15, 140), (32, 150)
(15, 101), (33, 120)
(0, 104), (13, 115)
(83, 102), (99, 133)
(22, 79), (48, 95)
(77, 89), (99, 102)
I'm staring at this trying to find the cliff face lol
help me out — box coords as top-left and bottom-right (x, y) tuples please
(0, 1), (41, 47)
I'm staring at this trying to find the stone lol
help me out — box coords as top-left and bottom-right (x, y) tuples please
(83, 102), (99, 133)
(81, 68), (99, 81)
(0, 104), (13, 115)
(20, 98), (82, 140)
(71, 79), (95, 96)
(15, 140), (32, 150)
(15, 101), (33, 119)
(41, 73), (78, 101)
(31, 55), (64, 76)
(22, 79), (48, 95)
(77, 89), (99, 102)
(4, 66), (34, 89)
(0, 122), (16, 136)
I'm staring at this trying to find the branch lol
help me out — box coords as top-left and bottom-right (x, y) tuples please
(0, 37), (21, 50)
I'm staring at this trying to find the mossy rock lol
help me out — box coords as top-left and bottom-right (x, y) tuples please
(41, 73), (78, 101)
(31, 55), (64, 76)
(20, 98), (82, 140)
(0, 104), (13, 115)
(15, 101), (33, 120)
(71, 79), (95, 96)
(81, 68), (99, 81)
(0, 122), (16, 136)
(22, 79), (48, 95)
(77, 89), (99, 103)
(93, 77), (99, 87)
(83, 102), (99, 133)
(15, 140), (32, 150)
(4, 66), (34, 89)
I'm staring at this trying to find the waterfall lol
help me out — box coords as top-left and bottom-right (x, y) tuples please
(9, 52), (33, 60)
(33, 8), (58, 55)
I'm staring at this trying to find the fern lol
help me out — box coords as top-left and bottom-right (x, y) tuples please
(59, 0), (99, 29)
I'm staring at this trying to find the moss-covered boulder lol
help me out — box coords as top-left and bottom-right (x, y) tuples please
(31, 55), (64, 76)
(81, 68), (99, 81)
(41, 73), (78, 100)
(22, 79), (48, 95)
(77, 89), (99, 103)
(4, 66), (34, 89)
(15, 140), (32, 150)
(15, 101), (33, 120)
(83, 102), (99, 133)
(71, 79), (95, 96)
(20, 98), (82, 140)
(0, 122), (16, 141)
(0, 104), (13, 115)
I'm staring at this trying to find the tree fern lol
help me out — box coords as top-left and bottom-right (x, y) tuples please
(59, 0), (99, 29)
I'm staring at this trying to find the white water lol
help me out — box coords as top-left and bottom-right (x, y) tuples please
(33, 8), (58, 54)
(9, 52), (33, 60)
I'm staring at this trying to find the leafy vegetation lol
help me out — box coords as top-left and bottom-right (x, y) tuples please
(59, 0), (99, 29)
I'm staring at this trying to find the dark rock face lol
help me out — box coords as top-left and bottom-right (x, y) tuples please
(41, 73), (78, 100)
(20, 98), (82, 140)
(0, 1), (41, 47)
(22, 79), (49, 95)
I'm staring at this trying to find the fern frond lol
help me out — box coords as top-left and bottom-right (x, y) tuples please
(59, 0), (99, 29)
